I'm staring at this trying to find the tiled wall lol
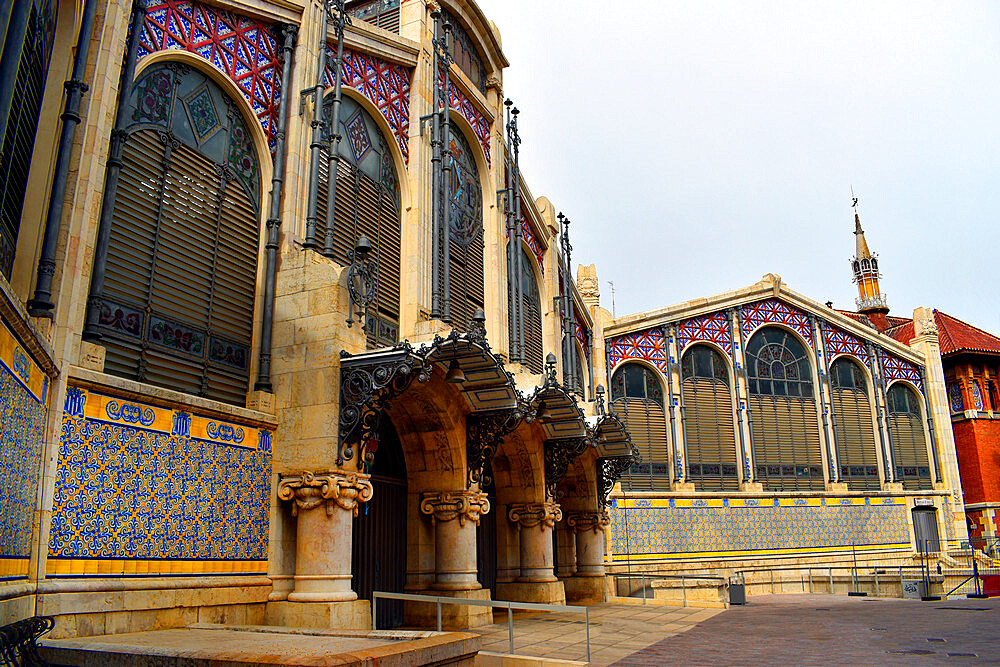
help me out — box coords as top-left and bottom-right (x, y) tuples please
(48, 386), (272, 577)
(0, 317), (48, 581)
(608, 496), (912, 561)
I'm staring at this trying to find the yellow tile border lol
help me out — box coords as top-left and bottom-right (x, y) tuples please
(0, 316), (47, 401)
(45, 558), (267, 577)
(616, 496), (905, 510)
(610, 544), (912, 561)
(0, 557), (30, 580)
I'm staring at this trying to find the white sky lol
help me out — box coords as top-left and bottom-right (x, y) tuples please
(475, 0), (1000, 333)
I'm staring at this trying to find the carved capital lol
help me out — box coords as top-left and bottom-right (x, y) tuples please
(566, 511), (610, 534)
(420, 490), (490, 526)
(277, 470), (374, 517)
(508, 502), (562, 529)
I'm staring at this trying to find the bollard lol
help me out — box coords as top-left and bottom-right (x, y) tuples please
(874, 569), (879, 598)
(828, 568), (833, 594)
(642, 574), (647, 605)
(809, 569), (813, 593)
(436, 601), (442, 631)
(585, 605), (591, 663)
(508, 606), (514, 654)
(682, 575), (687, 606)
(372, 595), (377, 631)
(770, 569), (774, 594)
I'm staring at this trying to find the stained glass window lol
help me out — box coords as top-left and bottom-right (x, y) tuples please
(681, 345), (728, 382)
(440, 8), (487, 93)
(831, 357), (866, 390)
(443, 126), (484, 329)
(746, 328), (813, 397)
(611, 363), (663, 406)
(97, 63), (261, 406)
(0, 0), (57, 278)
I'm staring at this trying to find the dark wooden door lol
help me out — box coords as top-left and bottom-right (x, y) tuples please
(476, 484), (497, 593)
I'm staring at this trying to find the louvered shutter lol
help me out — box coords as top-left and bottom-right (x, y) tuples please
(888, 409), (932, 491)
(749, 395), (824, 491)
(614, 397), (669, 491)
(831, 387), (880, 491)
(683, 377), (738, 491)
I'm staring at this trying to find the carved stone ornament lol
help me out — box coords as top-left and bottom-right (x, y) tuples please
(420, 490), (491, 526)
(566, 511), (611, 534)
(917, 317), (938, 337)
(508, 502), (562, 530)
(277, 470), (374, 517)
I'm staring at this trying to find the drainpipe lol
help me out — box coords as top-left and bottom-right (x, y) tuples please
(815, 318), (840, 483)
(429, 10), (442, 318)
(919, 367), (942, 484)
(302, 15), (329, 250)
(253, 24), (297, 392)
(727, 310), (748, 484)
(735, 308), (756, 482)
(439, 20), (453, 323)
(867, 343), (894, 483)
(667, 324), (686, 484)
(27, 0), (99, 317)
(82, 0), (148, 341)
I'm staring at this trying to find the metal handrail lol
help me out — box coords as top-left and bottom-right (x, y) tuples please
(372, 591), (591, 662)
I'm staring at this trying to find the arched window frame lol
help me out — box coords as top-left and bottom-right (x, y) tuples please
(885, 379), (934, 489)
(610, 360), (669, 486)
(511, 242), (544, 373)
(829, 354), (882, 488)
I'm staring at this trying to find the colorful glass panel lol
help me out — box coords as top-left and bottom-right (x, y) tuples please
(972, 382), (984, 411)
(741, 299), (813, 346)
(745, 327), (813, 397)
(608, 327), (669, 374)
(678, 311), (732, 355)
(881, 353), (923, 393)
(448, 128), (482, 245)
(611, 363), (664, 406)
(948, 383), (964, 412)
(438, 70), (491, 165)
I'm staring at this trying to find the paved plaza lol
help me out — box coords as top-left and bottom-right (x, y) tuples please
(614, 594), (1000, 666)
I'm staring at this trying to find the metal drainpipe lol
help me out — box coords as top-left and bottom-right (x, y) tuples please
(81, 0), (148, 342)
(302, 14), (329, 250)
(868, 343), (893, 483)
(815, 319), (840, 483)
(662, 324), (680, 483)
(322, 4), (348, 258)
(27, 0), (98, 317)
(919, 367), (942, 484)
(735, 308), (756, 482)
(439, 20), (452, 323)
(668, 324), (687, 485)
(512, 125), (524, 362)
(253, 24), (297, 392)
(727, 310), (748, 485)
(586, 329), (595, 402)
(503, 102), (515, 362)
(875, 346), (900, 482)
(429, 10), (442, 319)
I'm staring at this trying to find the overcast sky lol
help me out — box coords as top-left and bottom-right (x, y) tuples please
(476, 0), (1000, 333)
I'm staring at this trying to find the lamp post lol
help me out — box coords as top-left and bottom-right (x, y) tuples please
(345, 235), (376, 329)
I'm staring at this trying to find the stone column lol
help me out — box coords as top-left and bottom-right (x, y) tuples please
(567, 511), (611, 576)
(277, 470), (373, 602)
(555, 521), (576, 578)
(420, 490), (490, 591)
(508, 502), (562, 583)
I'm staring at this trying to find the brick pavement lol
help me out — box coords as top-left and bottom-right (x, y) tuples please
(614, 594), (1000, 666)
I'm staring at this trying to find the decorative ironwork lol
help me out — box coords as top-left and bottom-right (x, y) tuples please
(594, 385), (606, 416)
(345, 236), (377, 328)
(338, 343), (431, 464)
(467, 407), (526, 488)
(597, 454), (637, 509)
(0, 616), (54, 666)
(544, 436), (591, 500)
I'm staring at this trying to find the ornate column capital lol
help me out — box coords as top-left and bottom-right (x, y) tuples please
(508, 502), (562, 530)
(420, 490), (490, 526)
(566, 511), (610, 534)
(277, 470), (373, 517)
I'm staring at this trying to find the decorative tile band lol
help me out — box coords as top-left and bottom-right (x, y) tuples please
(0, 316), (48, 579)
(823, 324), (870, 366)
(48, 386), (271, 576)
(677, 311), (732, 355)
(439, 70), (491, 165)
(882, 353), (923, 392)
(608, 496), (911, 560)
(607, 327), (669, 374)
(741, 299), (813, 346)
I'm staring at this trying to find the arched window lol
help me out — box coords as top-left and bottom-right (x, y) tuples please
(445, 126), (484, 329)
(745, 327), (823, 490)
(96, 63), (261, 405)
(510, 246), (543, 373)
(611, 363), (668, 491)
(315, 94), (401, 348)
(681, 345), (737, 491)
(829, 358), (879, 490)
(0, 0), (57, 278)
(886, 384), (932, 490)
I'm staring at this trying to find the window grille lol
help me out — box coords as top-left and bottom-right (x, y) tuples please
(439, 7), (487, 94)
(611, 363), (670, 491)
(745, 327), (824, 491)
(681, 345), (738, 491)
(314, 95), (401, 349)
(346, 0), (400, 33)
(510, 246), (543, 373)
(830, 358), (880, 491)
(886, 383), (932, 490)
(442, 127), (484, 330)
(98, 64), (261, 405)
(0, 0), (57, 278)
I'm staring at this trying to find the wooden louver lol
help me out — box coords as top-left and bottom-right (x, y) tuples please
(749, 394), (824, 491)
(511, 247), (544, 374)
(887, 385), (932, 491)
(613, 397), (670, 491)
(682, 377), (738, 491)
(831, 387), (880, 491)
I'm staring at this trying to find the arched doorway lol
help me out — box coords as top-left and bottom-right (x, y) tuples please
(352, 417), (407, 628)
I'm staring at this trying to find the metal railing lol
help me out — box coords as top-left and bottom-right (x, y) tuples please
(372, 591), (592, 662)
(610, 572), (727, 606)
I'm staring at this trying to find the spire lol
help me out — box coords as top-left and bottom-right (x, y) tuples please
(849, 191), (888, 322)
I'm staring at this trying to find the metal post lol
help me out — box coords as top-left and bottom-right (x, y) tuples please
(436, 600), (442, 631)
(322, 0), (350, 259)
(815, 319), (840, 482)
(663, 324), (681, 483)
(809, 568), (813, 593)
(585, 606), (591, 663)
(81, 0), (147, 341)
(641, 573), (646, 604)
(727, 310), (749, 484)
(682, 575), (687, 606)
(439, 19), (453, 323)
(254, 23), (297, 392)
(507, 606), (514, 654)
(829, 568), (833, 594)
(429, 10), (442, 318)
(919, 367), (943, 483)
(371, 594), (377, 630)
(875, 568), (880, 597)
(27, 0), (98, 317)
(511, 106), (523, 362)
(770, 569), (774, 594)
(302, 16), (329, 250)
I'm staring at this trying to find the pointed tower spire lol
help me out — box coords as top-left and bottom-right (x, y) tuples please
(849, 191), (889, 327)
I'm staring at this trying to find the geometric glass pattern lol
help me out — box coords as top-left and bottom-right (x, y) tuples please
(972, 381), (984, 411)
(438, 69), (491, 165)
(506, 207), (545, 273)
(881, 353), (923, 393)
(741, 299), (813, 346)
(182, 85), (220, 143)
(48, 386), (271, 576)
(345, 109), (372, 162)
(607, 327), (669, 373)
(575, 311), (589, 357)
(0, 317), (48, 580)
(823, 324), (870, 366)
(325, 46), (412, 163)
(677, 311), (732, 355)
(948, 383), (964, 412)
(608, 496), (911, 559)
(138, 0), (283, 153)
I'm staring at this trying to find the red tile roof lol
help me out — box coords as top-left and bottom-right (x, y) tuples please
(933, 310), (1000, 356)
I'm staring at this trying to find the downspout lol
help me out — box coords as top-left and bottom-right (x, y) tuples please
(586, 329), (594, 402)
(867, 343), (894, 483)
(662, 324), (680, 483)
(301, 14), (329, 250)
(322, 4), (349, 258)
(253, 24), (297, 392)
(82, 0), (148, 341)
(439, 20), (452, 323)
(815, 318), (839, 483)
(727, 309), (748, 485)
(429, 10), (442, 318)
(27, 0), (99, 316)
(503, 102), (515, 362)
(919, 367), (942, 484)
(735, 308), (756, 483)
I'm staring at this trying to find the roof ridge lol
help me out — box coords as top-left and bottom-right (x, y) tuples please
(935, 309), (1000, 343)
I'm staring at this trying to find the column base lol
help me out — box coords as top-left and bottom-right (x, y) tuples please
(264, 599), (371, 630)
(673, 482), (696, 492)
(495, 580), (566, 606)
(827, 482), (849, 492)
(740, 482), (764, 492)
(403, 588), (494, 629)
(563, 575), (607, 605)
